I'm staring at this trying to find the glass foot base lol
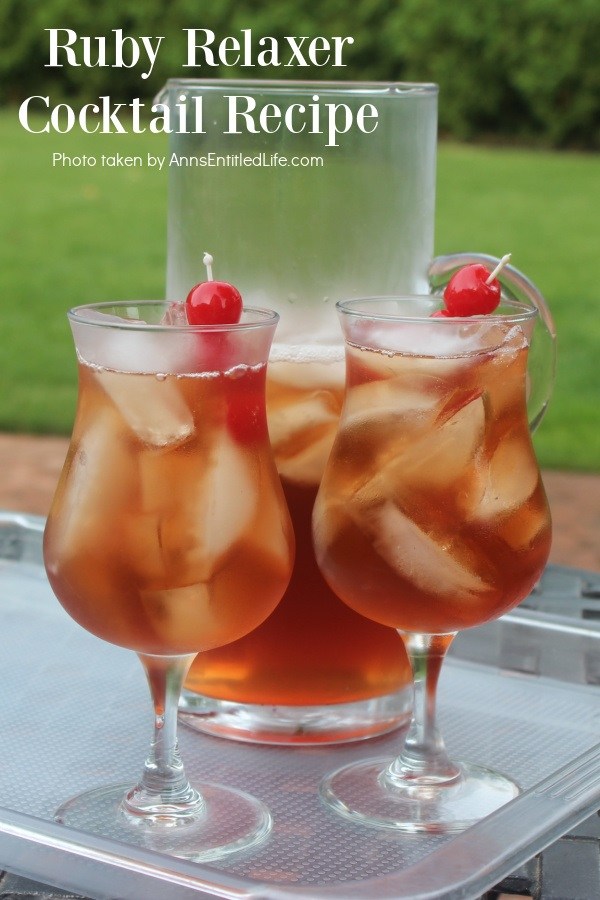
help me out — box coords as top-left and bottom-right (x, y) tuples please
(178, 688), (412, 745)
(55, 781), (272, 861)
(320, 756), (520, 834)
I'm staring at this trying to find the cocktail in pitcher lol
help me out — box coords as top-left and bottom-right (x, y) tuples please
(159, 79), (555, 743)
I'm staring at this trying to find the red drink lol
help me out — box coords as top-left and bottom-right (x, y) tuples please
(45, 360), (293, 656)
(313, 322), (552, 633)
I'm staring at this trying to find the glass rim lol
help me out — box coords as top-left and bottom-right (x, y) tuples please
(336, 295), (539, 325)
(67, 300), (279, 332)
(163, 78), (439, 96)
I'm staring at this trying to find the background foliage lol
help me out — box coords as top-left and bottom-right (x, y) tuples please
(0, 0), (599, 148)
(1, 111), (598, 469)
(1, 3), (598, 472)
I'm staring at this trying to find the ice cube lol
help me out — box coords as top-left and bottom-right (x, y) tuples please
(267, 389), (340, 484)
(346, 318), (523, 386)
(137, 428), (259, 583)
(198, 431), (260, 564)
(206, 539), (292, 646)
(95, 370), (194, 447)
(141, 536), (292, 654)
(343, 374), (445, 430)
(354, 500), (490, 599)
(497, 502), (549, 551)
(276, 431), (335, 485)
(50, 407), (137, 560)
(396, 393), (485, 488)
(140, 582), (214, 652)
(346, 343), (475, 384)
(118, 509), (170, 587)
(72, 316), (197, 375)
(267, 390), (339, 450)
(312, 492), (346, 561)
(248, 462), (294, 569)
(482, 339), (529, 420)
(351, 317), (513, 359)
(349, 393), (485, 503)
(267, 349), (345, 390)
(137, 443), (204, 517)
(160, 301), (189, 325)
(329, 378), (447, 486)
(474, 435), (540, 522)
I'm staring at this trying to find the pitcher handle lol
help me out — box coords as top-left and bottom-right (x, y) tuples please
(429, 253), (557, 433)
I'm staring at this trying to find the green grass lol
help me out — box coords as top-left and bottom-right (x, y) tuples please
(1, 111), (598, 469)
(435, 143), (600, 471)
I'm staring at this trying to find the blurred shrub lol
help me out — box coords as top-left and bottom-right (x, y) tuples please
(391, 0), (600, 148)
(1, 0), (598, 148)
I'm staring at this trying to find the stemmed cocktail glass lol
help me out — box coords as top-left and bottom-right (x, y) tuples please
(43, 301), (294, 858)
(312, 295), (553, 833)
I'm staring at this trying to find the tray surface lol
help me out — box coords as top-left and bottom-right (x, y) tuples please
(1, 511), (600, 900)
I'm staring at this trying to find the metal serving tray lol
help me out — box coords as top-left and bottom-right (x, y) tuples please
(1, 511), (600, 900)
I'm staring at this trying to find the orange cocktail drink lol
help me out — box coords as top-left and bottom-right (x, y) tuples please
(313, 305), (551, 634)
(43, 299), (295, 858)
(45, 356), (292, 657)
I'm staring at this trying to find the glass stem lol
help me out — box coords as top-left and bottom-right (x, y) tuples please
(124, 653), (202, 818)
(387, 632), (460, 787)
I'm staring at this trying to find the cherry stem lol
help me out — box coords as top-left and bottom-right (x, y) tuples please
(203, 251), (214, 281)
(486, 253), (512, 284)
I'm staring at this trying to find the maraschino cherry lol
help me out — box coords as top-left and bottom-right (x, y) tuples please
(440, 253), (512, 317)
(186, 252), (242, 325)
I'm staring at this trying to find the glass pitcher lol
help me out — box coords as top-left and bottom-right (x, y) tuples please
(156, 79), (555, 744)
